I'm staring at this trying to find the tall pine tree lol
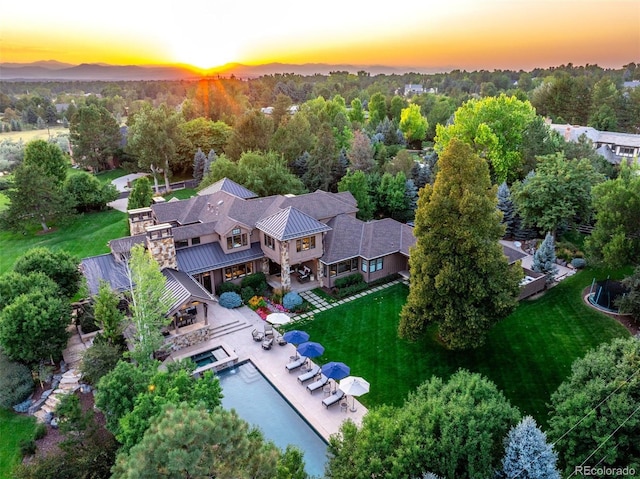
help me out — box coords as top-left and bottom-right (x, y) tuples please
(399, 139), (521, 349)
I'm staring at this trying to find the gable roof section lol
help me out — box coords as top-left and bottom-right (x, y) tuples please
(109, 235), (146, 255)
(162, 268), (216, 317)
(197, 177), (258, 199)
(501, 242), (528, 264)
(176, 242), (264, 275)
(322, 215), (416, 264)
(81, 254), (130, 295)
(277, 190), (359, 221)
(256, 206), (332, 241)
(173, 222), (218, 241)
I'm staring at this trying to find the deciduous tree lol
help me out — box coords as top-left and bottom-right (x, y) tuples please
(338, 170), (374, 221)
(63, 171), (118, 212)
(225, 109), (274, 160)
(511, 153), (604, 237)
(585, 162), (640, 268)
(13, 247), (82, 299)
(69, 104), (121, 172)
(23, 139), (67, 187)
(547, 337), (640, 476)
(0, 290), (70, 364)
(127, 176), (153, 210)
(327, 370), (520, 479)
(399, 104), (428, 149)
(434, 94), (536, 183)
(399, 139), (521, 349)
(347, 130), (375, 173)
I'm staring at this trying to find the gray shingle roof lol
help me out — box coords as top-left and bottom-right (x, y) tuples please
(81, 254), (130, 295)
(501, 243), (528, 264)
(321, 215), (416, 264)
(173, 222), (218, 241)
(256, 206), (332, 241)
(197, 178), (258, 199)
(109, 235), (146, 255)
(162, 268), (216, 317)
(176, 242), (264, 275)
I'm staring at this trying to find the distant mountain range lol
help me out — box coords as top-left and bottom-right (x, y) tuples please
(0, 61), (440, 81)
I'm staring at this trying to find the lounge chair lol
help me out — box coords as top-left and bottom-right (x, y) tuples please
(306, 374), (329, 394)
(262, 337), (274, 350)
(264, 324), (274, 338)
(276, 334), (287, 346)
(285, 355), (307, 372)
(252, 329), (264, 342)
(322, 389), (345, 408)
(297, 365), (320, 384)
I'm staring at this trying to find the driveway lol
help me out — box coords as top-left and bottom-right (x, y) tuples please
(108, 173), (148, 213)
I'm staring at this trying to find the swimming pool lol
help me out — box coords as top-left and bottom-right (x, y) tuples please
(191, 347), (229, 367)
(217, 361), (328, 478)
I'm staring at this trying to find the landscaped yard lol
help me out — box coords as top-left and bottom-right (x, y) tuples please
(0, 408), (36, 478)
(0, 208), (128, 273)
(292, 267), (631, 426)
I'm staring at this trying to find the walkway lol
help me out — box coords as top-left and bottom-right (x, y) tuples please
(294, 279), (406, 320)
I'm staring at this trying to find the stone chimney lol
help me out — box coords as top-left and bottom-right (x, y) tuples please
(145, 223), (177, 270)
(128, 207), (154, 236)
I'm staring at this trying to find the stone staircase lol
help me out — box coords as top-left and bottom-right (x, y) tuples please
(208, 318), (253, 339)
(32, 369), (82, 424)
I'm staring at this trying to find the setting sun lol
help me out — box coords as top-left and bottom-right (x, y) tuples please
(169, 37), (238, 71)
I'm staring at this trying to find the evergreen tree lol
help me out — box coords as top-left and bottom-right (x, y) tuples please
(193, 147), (206, 183)
(531, 233), (558, 284)
(204, 148), (217, 177)
(399, 139), (521, 349)
(127, 176), (153, 210)
(501, 416), (560, 479)
(497, 182), (516, 239)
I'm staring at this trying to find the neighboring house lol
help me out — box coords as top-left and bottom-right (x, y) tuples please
(403, 84), (424, 96)
(548, 122), (640, 165)
(82, 178), (415, 298)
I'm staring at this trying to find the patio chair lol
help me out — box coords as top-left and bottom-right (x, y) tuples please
(262, 337), (274, 350)
(264, 324), (274, 338)
(285, 355), (307, 372)
(252, 329), (264, 342)
(306, 374), (329, 394)
(276, 334), (287, 346)
(322, 389), (345, 408)
(297, 365), (320, 384)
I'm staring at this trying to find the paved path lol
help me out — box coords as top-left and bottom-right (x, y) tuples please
(107, 172), (148, 213)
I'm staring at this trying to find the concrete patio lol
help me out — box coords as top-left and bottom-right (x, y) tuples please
(166, 301), (367, 441)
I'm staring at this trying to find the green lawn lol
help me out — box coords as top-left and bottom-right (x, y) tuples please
(291, 268), (630, 426)
(0, 409), (36, 479)
(0, 208), (128, 272)
(164, 188), (197, 200)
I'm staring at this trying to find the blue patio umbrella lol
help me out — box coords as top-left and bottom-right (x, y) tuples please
(296, 341), (325, 359)
(283, 330), (310, 359)
(321, 361), (350, 381)
(283, 330), (310, 345)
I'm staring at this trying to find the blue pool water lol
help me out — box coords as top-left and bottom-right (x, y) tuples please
(217, 361), (328, 478)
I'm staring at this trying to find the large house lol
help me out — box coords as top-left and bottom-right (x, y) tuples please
(548, 122), (640, 165)
(81, 178), (416, 301)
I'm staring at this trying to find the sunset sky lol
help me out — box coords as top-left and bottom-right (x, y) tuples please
(1, 0), (638, 72)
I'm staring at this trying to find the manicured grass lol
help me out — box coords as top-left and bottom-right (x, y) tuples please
(291, 268), (630, 426)
(95, 168), (128, 184)
(0, 127), (69, 143)
(0, 208), (128, 272)
(0, 409), (36, 478)
(164, 188), (197, 200)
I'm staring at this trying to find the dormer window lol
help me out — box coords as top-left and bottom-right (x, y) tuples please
(227, 228), (248, 249)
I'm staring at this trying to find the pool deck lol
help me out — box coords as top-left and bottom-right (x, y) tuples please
(167, 302), (367, 442)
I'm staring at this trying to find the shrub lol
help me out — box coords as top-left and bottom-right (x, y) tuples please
(247, 296), (267, 311)
(0, 349), (34, 408)
(571, 258), (587, 269)
(34, 423), (47, 440)
(334, 273), (364, 289)
(241, 272), (267, 293)
(219, 292), (242, 309)
(240, 287), (256, 303)
(216, 282), (241, 296)
(80, 342), (122, 385)
(19, 438), (36, 457)
(283, 292), (303, 311)
(76, 301), (99, 333)
(271, 288), (284, 305)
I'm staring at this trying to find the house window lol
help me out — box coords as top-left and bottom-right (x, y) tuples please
(264, 234), (275, 250)
(296, 236), (316, 252)
(331, 258), (359, 277)
(619, 147), (635, 157)
(175, 239), (189, 249)
(370, 257), (383, 272)
(227, 228), (247, 249)
(361, 259), (368, 273)
(224, 262), (254, 281)
(191, 237), (200, 245)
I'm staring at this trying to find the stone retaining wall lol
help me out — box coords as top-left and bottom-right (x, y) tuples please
(165, 327), (216, 352)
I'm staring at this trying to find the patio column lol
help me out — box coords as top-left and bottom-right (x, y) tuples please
(280, 240), (291, 290)
(261, 257), (269, 275)
(316, 258), (324, 288)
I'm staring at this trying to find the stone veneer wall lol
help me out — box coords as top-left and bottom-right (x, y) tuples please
(280, 240), (291, 290)
(165, 327), (216, 352)
(316, 258), (324, 287)
(147, 236), (177, 269)
(130, 217), (154, 236)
